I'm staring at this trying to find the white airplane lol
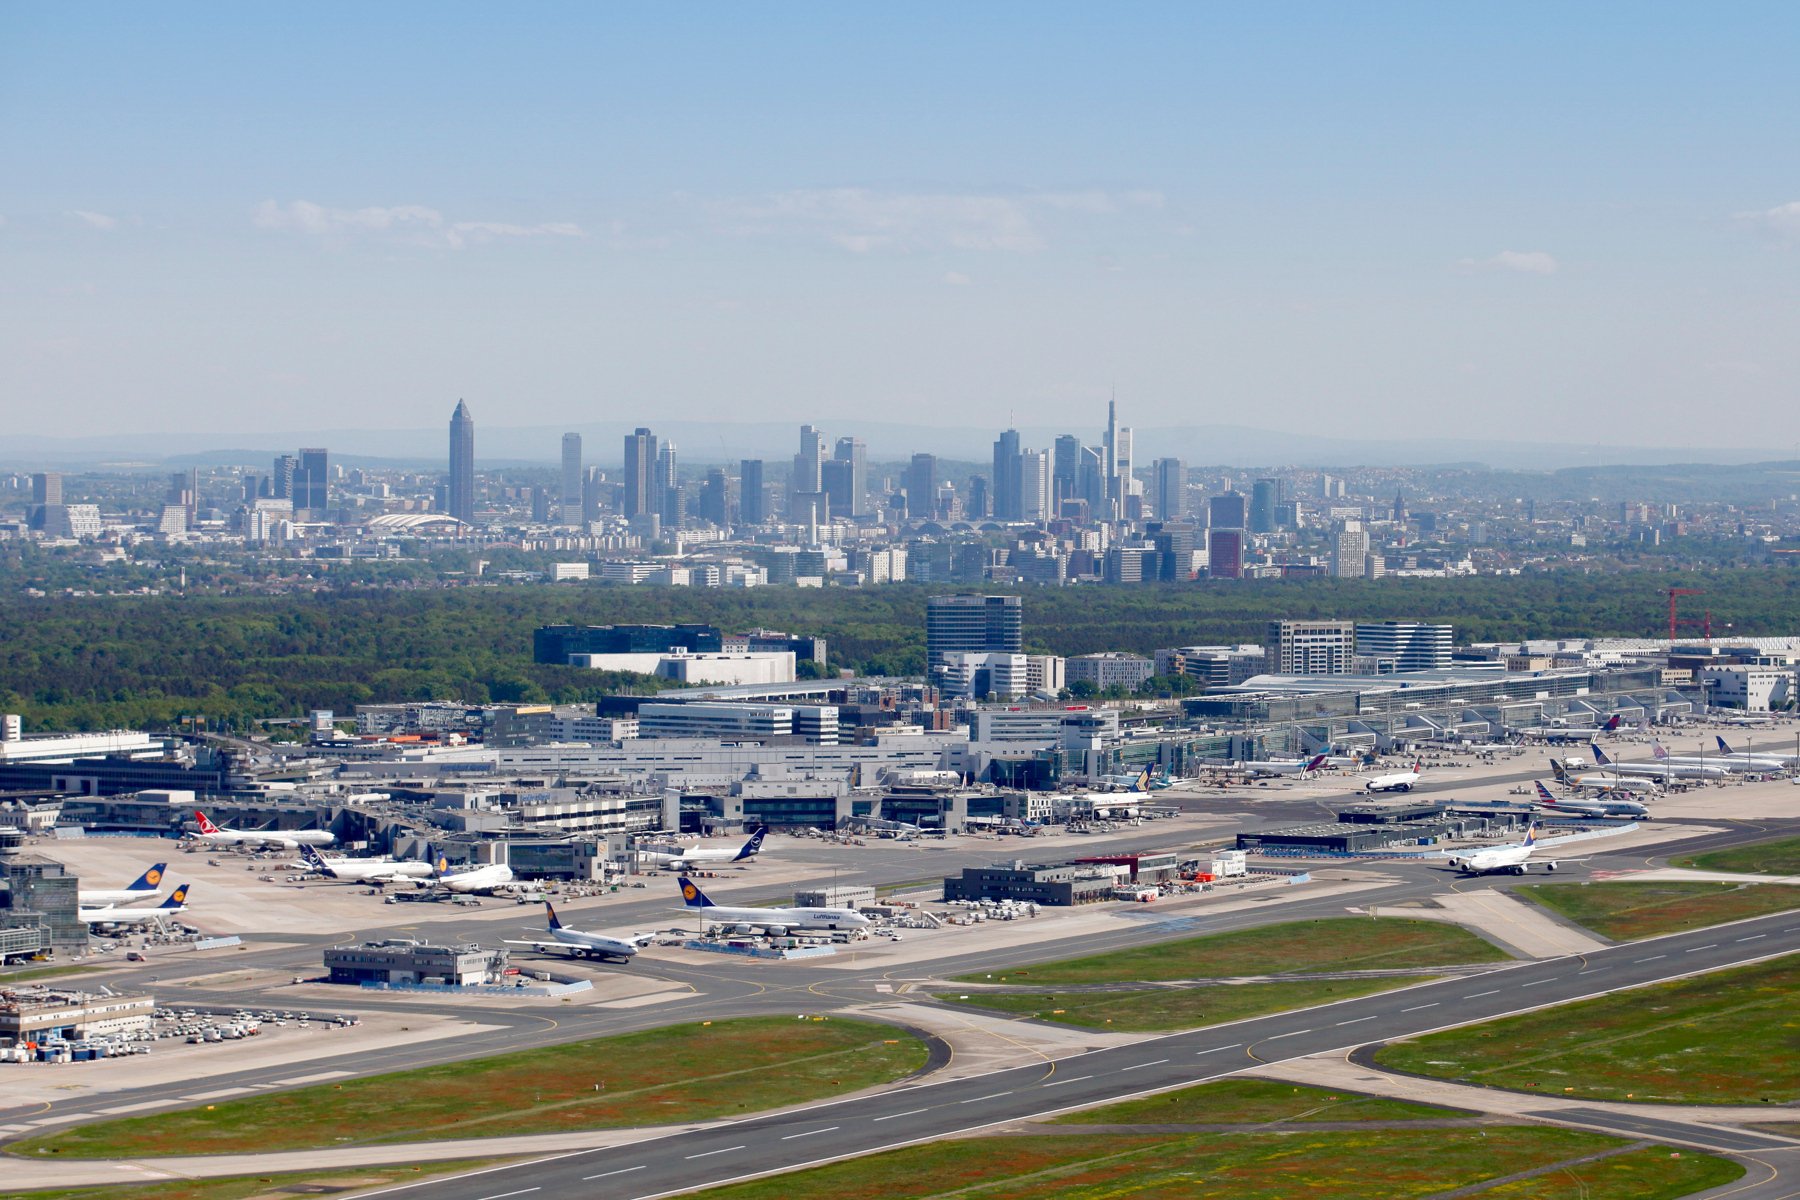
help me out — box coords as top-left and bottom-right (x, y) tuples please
(78, 862), (167, 906)
(1533, 781), (1650, 820)
(1240, 754), (1330, 778)
(1593, 745), (1727, 781)
(80, 883), (192, 926)
(677, 876), (869, 934)
(1364, 761), (1424, 793)
(1548, 759), (1662, 794)
(1447, 824), (1558, 876)
(431, 857), (517, 894)
(190, 810), (336, 848)
(1711, 736), (1798, 769)
(639, 827), (767, 871)
(299, 844), (435, 883)
(504, 902), (653, 962)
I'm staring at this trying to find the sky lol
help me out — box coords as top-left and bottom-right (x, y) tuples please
(3, 2), (1799, 451)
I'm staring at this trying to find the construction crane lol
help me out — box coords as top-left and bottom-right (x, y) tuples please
(1666, 587), (1712, 642)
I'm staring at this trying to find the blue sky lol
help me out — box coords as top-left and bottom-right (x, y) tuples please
(4, 2), (1798, 448)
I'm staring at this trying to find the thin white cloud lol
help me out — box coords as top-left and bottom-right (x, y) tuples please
(70, 210), (119, 231)
(1735, 201), (1800, 243)
(1456, 250), (1559, 275)
(701, 187), (1162, 254)
(252, 200), (586, 249)
(943, 271), (971, 286)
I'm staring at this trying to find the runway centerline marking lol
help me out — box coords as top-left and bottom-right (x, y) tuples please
(1737, 934), (1766, 942)
(1635, 955), (1666, 962)
(475, 1190), (539, 1200)
(685, 1145), (745, 1159)
(1265, 1028), (1311, 1040)
(1465, 990), (1499, 998)
(1402, 1003), (1438, 1012)
(1684, 944), (1717, 953)
(1337, 1016), (1377, 1025)
(581, 1167), (645, 1180)
(1121, 1059), (1169, 1072)
(960, 1092), (1012, 1103)
(781, 1126), (839, 1140)
(873, 1108), (931, 1121)
(1520, 979), (1552, 987)
(1195, 1044), (1241, 1056)
(1044, 1075), (1093, 1087)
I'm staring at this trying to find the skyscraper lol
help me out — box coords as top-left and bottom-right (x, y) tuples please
(906, 453), (937, 520)
(560, 433), (583, 526)
(1102, 399), (1132, 519)
(991, 428), (1022, 521)
(1152, 458), (1186, 522)
(1020, 448), (1050, 521)
(1052, 435), (1081, 510)
(656, 441), (681, 527)
(1250, 478), (1279, 534)
(1208, 490), (1248, 530)
(296, 447), (330, 517)
(739, 459), (766, 525)
(926, 594), (1023, 677)
(828, 438), (864, 518)
(793, 425), (825, 493)
(30, 472), (62, 506)
(446, 403), (474, 524)
(697, 467), (729, 526)
(271, 454), (297, 501)
(622, 427), (656, 519)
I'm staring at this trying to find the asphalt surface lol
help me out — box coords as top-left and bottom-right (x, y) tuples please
(341, 909), (1800, 1200)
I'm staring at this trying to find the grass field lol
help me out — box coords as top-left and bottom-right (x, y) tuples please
(1516, 881), (1799, 940)
(949, 917), (1506, 986)
(1052, 1078), (1463, 1124)
(0, 1159), (508, 1200)
(938, 976), (1431, 1031)
(681, 1127), (1722, 1200)
(0, 965), (101, 985)
(1463, 1145), (1744, 1199)
(1375, 955), (1800, 1104)
(13, 1017), (928, 1159)
(1673, 834), (1800, 876)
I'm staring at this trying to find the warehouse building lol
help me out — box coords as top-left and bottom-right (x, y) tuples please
(943, 861), (1119, 905)
(324, 939), (508, 987)
(0, 989), (154, 1044)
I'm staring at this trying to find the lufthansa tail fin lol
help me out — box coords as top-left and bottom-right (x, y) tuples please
(127, 863), (167, 893)
(162, 884), (191, 909)
(677, 877), (715, 908)
(734, 826), (768, 861)
(545, 901), (563, 931)
(1521, 822), (1538, 848)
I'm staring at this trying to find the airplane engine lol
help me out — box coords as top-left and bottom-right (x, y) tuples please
(1545, 861), (1559, 872)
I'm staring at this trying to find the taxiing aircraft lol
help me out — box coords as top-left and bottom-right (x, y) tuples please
(676, 876), (869, 934)
(1446, 824), (1558, 876)
(1363, 761), (1424, 793)
(1533, 780), (1650, 820)
(77, 862), (167, 906)
(504, 902), (653, 962)
(299, 844), (435, 883)
(80, 884), (192, 926)
(191, 810), (336, 848)
(640, 827), (768, 871)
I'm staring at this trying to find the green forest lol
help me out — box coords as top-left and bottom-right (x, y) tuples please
(1, 570), (1796, 732)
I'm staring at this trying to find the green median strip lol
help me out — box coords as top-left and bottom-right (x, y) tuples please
(1051, 1077), (1464, 1124)
(1672, 834), (1800, 876)
(0, 1157), (512, 1200)
(938, 976), (1434, 1032)
(1375, 955), (1800, 1104)
(1516, 881), (1799, 940)
(9, 1017), (928, 1159)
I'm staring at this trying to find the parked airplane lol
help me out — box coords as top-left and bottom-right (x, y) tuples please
(1241, 754), (1330, 778)
(1533, 780), (1650, 820)
(1146, 766), (1177, 790)
(1713, 736), (1798, 768)
(504, 902), (653, 962)
(80, 884), (192, 926)
(1446, 824), (1558, 876)
(640, 827), (768, 871)
(431, 857), (517, 894)
(77, 863), (167, 906)
(299, 844), (435, 884)
(190, 810), (336, 848)
(676, 876), (869, 934)
(1363, 761), (1424, 793)
(1096, 766), (1153, 790)
(1548, 759), (1662, 794)
(1594, 744), (1727, 780)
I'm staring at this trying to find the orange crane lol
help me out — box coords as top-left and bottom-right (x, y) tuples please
(1666, 587), (1711, 642)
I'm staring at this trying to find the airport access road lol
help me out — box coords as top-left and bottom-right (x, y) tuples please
(347, 911), (1800, 1200)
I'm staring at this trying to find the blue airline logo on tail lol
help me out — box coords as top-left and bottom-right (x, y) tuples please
(162, 884), (190, 908)
(134, 864), (166, 891)
(1591, 744), (1613, 767)
(678, 877), (714, 907)
(1717, 736), (1736, 755)
(734, 827), (768, 861)
(1521, 823), (1537, 847)
(545, 902), (563, 930)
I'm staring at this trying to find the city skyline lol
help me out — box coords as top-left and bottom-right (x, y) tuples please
(6, 5), (1800, 446)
